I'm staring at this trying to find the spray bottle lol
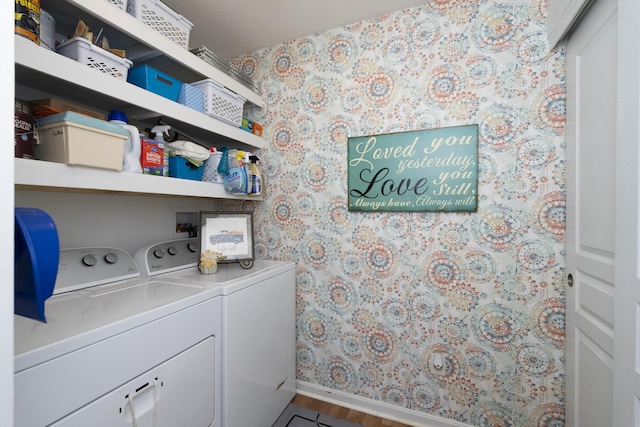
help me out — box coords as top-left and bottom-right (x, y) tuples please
(223, 148), (249, 194)
(151, 124), (171, 177)
(248, 155), (263, 196)
(240, 150), (252, 194)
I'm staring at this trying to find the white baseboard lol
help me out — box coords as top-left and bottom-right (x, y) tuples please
(295, 381), (472, 427)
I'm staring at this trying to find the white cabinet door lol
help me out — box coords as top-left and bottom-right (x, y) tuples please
(565, 0), (618, 425)
(223, 270), (296, 427)
(548, 0), (594, 48)
(51, 338), (216, 427)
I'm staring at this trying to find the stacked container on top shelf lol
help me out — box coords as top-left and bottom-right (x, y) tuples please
(104, 0), (127, 10)
(126, 0), (193, 49)
(38, 0), (262, 134)
(190, 46), (258, 93)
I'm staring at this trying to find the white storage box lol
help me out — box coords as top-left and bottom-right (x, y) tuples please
(190, 79), (246, 126)
(127, 0), (193, 49)
(56, 37), (133, 80)
(104, 0), (126, 10)
(34, 112), (128, 171)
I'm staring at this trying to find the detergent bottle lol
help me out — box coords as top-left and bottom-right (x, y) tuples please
(108, 110), (142, 173)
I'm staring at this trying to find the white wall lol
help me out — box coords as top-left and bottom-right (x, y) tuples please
(3, 3), (15, 425)
(15, 191), (222, 255)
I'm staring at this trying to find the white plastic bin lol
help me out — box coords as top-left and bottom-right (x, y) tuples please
(191, 79), (246, 127)
(34, 112), (128, 171)
(126, 0), (193, 49)
(56, 37), (133, 80)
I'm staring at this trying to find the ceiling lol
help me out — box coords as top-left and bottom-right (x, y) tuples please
(161, 0), (429, 59)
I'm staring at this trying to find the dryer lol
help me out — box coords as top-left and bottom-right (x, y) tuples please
(14, 246), (222, 427)
(134, 238), (297, 427)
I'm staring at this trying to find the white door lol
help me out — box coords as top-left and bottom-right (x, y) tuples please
(565, 0), (618, 425)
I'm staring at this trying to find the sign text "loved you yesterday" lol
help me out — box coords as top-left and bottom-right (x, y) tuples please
(347, 125), (478, 212)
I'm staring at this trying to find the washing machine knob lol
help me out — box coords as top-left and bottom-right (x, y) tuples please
(153, 248), (165, 258)
(104, 252), (118, 264)
(82, 254), (97, 266)
(187, 241), (198, 252)
(167, 246), (177, 256)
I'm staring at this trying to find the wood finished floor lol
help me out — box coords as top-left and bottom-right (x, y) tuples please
(290, 394), (412, 427)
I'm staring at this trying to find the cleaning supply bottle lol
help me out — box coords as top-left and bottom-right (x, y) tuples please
(151, 125), (171, 177)
(237, 150), (250, 193)
(248, 155), (263, 196)
(223, 148), (249, 194)
(217, 146), (230, 175)
(202, 147), (224, 183)
(108, 110), (142, 173)
(239, 150), (252, 194)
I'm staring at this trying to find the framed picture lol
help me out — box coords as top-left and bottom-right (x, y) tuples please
(199, 211), (254, 263)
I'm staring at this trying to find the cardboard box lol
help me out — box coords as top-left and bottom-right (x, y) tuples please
(141, 137), (164, 176)
(30, 98), (106, 120)
(241, 118), (263, 137)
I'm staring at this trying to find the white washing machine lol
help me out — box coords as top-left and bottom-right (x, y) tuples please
(134, 238), (297, 427)
(14, 245), (222, 427)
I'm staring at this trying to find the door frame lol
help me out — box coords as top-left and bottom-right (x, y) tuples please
(612, 0), (640, 425)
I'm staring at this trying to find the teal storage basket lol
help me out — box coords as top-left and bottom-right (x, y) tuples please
(169, 156), (204, 180)
(127, 65), (183, 101)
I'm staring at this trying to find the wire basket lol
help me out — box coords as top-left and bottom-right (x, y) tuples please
(105, 0), (126, 10)
(56, 37), (133, 80)
(191, 79), (246, 127)
(127, 0), (193, 49)
(190, 45), (258, 92)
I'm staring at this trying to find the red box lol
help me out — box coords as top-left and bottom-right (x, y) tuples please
(140, 137), (164, 175)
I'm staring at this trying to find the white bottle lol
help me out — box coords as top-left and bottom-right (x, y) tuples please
(108, 110), (142, 173)
(151, 125), (171, 177)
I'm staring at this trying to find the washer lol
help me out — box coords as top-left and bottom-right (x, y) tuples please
(14, 245), (222, 427)
(134, 238), (297, 427)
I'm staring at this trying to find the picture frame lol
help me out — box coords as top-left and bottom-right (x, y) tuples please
(199, 211), (254, 264)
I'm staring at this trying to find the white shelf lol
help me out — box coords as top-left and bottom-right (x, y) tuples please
(15, 0), (266, 201)
(71, 0), (261, 106)
(15, 36), (264, 151)
(15, 158), (262, 200)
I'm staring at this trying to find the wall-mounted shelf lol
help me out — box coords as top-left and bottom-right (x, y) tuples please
(40, 0), (262, 107)
(15, 158), (262, 200)
(15, 36), (263, 151)
(15, 0), (266, 201)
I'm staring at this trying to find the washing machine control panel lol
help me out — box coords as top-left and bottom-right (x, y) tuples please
(54, 247), (140, 294)
(134, 238), (199, 276)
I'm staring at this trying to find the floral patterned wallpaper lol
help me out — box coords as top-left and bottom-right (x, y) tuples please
(227, 0), (566, 425)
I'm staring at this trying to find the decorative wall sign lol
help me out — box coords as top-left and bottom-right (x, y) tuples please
(348, 125), (478, 212)
(200, 211), (254, 263)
